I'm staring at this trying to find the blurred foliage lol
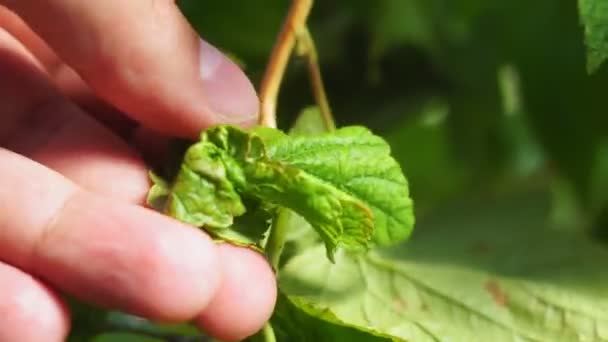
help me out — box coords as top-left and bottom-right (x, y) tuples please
(579, 0), (608, 72)
(79, 1), (608, 341)
(178, 0), (608, 219)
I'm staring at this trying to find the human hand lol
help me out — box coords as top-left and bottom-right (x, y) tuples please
(0, 1), (276, 341)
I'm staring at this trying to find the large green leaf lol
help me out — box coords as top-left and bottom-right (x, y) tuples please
(279, 191), (608, 341)
(579, 0), (608, 73)
(269, 292), (403, 342)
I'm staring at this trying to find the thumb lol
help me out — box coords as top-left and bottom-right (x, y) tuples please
(2, 0), (259, 137)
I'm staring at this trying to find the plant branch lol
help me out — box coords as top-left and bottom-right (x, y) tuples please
(256, 3), (330, 342)
(296, 27), (336, 131)
(258, 0), (313, 128)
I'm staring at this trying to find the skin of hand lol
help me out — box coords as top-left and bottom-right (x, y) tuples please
(0, 1), (277, 341)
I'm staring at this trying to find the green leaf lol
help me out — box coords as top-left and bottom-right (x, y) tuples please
(289, 106), (329, 136)
(269, 292), (403, 342)
(93, 313), (202, 342)
(579, 0), (608, 73)
(279, 191), (608, 341)
(146, 171), (170, 212)
(279, 107), (335, 264)
(263, 126), (415, 247)
(67, 300), (109, 342)
(225, 196), (273, 250)
(148, 125), (414, 260)
(168, 138), (247, 228)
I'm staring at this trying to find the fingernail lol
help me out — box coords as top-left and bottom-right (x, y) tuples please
(199, 39), (259, 126)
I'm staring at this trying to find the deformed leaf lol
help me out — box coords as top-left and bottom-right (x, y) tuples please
(579, 0), (608, 73)
(146, 171), (170, 212)
(224, 197), (273, 249)
(263, 126), (415, 247)
(242, 156), (374, 259)
(147, 124), (412, 259)
(166, 140), (246, 228)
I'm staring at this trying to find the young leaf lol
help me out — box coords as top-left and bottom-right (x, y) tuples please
(148, 122), (414, 259)
(262, 126), (415, 247)
(579, 0), (608, 73)
(278, 107), (334, 265)
(146, 171), (170, 212)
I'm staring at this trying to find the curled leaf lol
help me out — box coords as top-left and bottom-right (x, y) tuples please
(147, 124), (413, 260)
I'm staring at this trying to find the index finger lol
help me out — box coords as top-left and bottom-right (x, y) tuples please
(1, 0), (259, 137)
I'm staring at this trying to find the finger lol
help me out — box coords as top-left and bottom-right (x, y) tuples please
(0, 148), (222, 321)
(0, 6), (86, 104)
(2, 0), (259, 138)
(1, 23), (276, 336)
(0, 27), (147, 202)
(0, 148), (277, 333)
(0, 5), (144, 137)
(0, 5), (55, 69)
(0, 262), (69, 342)
(19, 100), (149, 203)
(196, 244), (277, 341)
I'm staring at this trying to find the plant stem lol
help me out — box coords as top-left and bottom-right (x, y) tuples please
(296, 27), (336, 132)
(258, 0), (313, 128)
(265, 208), (290, 272)
(256, 3), (325, 342)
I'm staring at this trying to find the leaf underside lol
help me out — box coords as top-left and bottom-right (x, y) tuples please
(278, 192), (608, 341)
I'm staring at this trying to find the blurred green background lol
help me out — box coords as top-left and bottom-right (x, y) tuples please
(91, 0), (608, 340)
(178, 0), (608, 231)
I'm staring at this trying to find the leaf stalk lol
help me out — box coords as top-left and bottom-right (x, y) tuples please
(296, 27), (336, 131)
(259, 0), (314, 128)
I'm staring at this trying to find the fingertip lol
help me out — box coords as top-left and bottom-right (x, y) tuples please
(198, 39), (259, 128)
(0, 263), (70, 342)
(195, 244), (277, 341)
(31, 194), (223, 323)
(4, 0), (259, 138)
(131, 216), (224, 322)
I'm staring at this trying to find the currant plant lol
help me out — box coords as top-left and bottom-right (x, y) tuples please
(147, 1), (414, 340)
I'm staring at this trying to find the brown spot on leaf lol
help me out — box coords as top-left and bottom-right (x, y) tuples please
(485, 280), (508, 306)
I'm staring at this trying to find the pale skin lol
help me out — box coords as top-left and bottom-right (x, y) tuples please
(0, 1), (277, 341)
